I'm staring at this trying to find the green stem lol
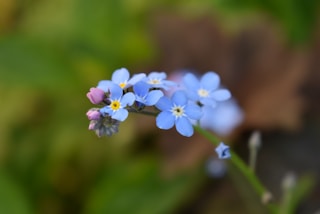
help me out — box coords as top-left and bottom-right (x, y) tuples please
(249, 149), (258, 172)
(194, 126), (278, 214)
(128, 109), (158, 117)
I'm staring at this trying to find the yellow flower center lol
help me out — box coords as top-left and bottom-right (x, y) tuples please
(119, 82), (126, 89)
(148, 79), (161, 85)
(110, 100), (121, 111)
(198, 88), (209, 97)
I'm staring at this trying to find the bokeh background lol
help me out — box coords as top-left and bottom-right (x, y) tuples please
(0, 0), (320, 213)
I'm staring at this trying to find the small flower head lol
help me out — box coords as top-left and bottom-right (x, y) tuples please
(110, 68), (146, 89)
(183, 72), (231, 106)
(133, 81), (163, 106)
(215, 142), (231, 159)
(99, 83), (135, 121)
(87, 87), (105, 104)
(143, 72), (176, 90)
(155, 90), (202, 137)
(88, 116), (120, 137)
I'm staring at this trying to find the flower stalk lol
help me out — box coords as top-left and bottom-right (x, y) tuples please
(86, 68), (281, 213)
(194, 126), (279, 214)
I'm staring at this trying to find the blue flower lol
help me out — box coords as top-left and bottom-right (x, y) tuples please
(199, 100), (243, 136)
(133, 81), (164, 106)
(155, 91), (202, 137)
(183, 72), (231, 107)
(99, 83), (135, 121)
(98, 68), (146, 90)
(215, 142), (231, 159)
(143, 72), (176, 90)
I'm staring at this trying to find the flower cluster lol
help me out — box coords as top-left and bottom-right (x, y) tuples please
(86, 68), (233, 138)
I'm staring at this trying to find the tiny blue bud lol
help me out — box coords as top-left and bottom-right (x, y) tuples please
(215, 142), (231, 159)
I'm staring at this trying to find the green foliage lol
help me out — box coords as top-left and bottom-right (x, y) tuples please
(280, 174), (316, 214)
(0, 171), (32, 214)
(85, 157), (202, 214)
(0, 37), (74, 90)
(211, 0), (320, 44)
(0, 0), (318, 213)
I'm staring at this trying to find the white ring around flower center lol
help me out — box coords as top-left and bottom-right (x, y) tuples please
(171, 104), (185, 118)
(198, 88), (209, 97)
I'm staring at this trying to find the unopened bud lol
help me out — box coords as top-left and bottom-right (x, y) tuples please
(88, 115), (120, 137)
(215, 142), (231, 159)
(86, 108), (101, 120)
(282, 172), (296, 191)
(261, 191), (273, 205)
(248, 131), (261, 172)
(249, 131), (261, 150)
(87, 87), (105, 104)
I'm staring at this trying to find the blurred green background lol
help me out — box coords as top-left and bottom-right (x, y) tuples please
(0, 0), (320, 213)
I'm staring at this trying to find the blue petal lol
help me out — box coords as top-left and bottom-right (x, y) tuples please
(97, 80), (113, 92)
(200, 97), (217, 107)
(121, 92), (135, 106)
(162, 80), (176, 87)
(176, 117), (193, 137)
(156, 111), (175, 129)
(99, 106), (112, 116)
(127, 73), (146, 87)
(160, 80), (177, 90)
(145, 90), (164, 106)
(109, 83), (123, 99)
(112, 109), (129, 121)
(211, 89), (231, 101)
(155, 96), (172, 111)
(200, 72), (220, 91)
(112, 68), (130, 84)
(199, 105), (215, 129)
(183, 73), (200, 90)
(135, 94), (146, 104)
(185, 104), (202, 120)
(171, 91), (188, 106)
(185, 90), (199, 101)
(148, 72), (166, 80)
(133, 81), (149, 97)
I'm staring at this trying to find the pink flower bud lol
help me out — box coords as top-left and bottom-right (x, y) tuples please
(88, 120), (97, 130)
(86, 87), (105, 104)
(86, 109), (101, 120)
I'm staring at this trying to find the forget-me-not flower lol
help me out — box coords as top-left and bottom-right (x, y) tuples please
(215, 142), (231, 159)
(155, 90), (202, 137)
(99, 83), (135, 121)
(183, 72), (231, 107)
(98, 68), (146, 90)
(143, 72), (176, 90)
(133, 81), (164, 106)
(199, 100), (243, 136)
